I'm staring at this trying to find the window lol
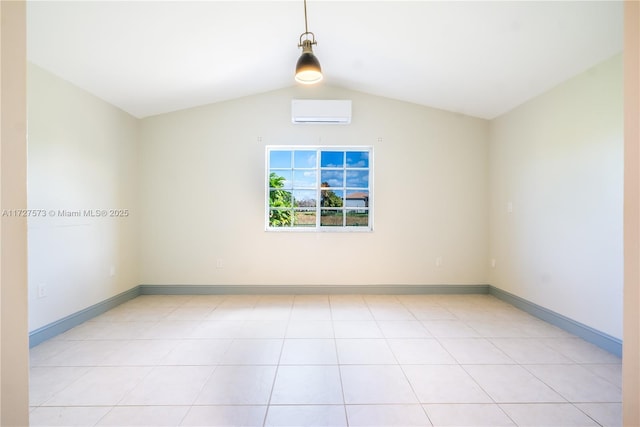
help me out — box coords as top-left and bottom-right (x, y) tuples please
(266, 146), (372, 231)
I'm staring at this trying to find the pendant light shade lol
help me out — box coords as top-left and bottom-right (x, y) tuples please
(295, 0), (323, 84)
(295, 39), (322, 84)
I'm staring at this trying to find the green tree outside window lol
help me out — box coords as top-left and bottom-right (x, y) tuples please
(269, 172), (293, 226)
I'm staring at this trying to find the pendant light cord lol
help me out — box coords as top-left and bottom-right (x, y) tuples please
(298, 0), (316, 47)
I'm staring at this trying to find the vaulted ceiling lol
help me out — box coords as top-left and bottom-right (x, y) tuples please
(27, 1), (623, 119)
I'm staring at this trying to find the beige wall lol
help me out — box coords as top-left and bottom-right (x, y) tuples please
(623, 0), (640, 424)
(488, 54), (623, 339)
(27, 64), (140, 331)
(0, 1), (29, 425)
(138, 86), (490, 287)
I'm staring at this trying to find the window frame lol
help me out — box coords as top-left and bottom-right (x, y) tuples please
(265, 145), (374, 232)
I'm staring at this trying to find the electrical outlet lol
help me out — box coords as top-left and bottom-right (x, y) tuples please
(435, 256), (443, 267)
(109, 266), (116, 277)
(37, 283), (47, 298)
(216, 259), (223, 269)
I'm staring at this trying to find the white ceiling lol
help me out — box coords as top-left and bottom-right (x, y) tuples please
(27, 1), (623, 120)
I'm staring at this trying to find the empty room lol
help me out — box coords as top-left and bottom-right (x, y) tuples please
(1, 1), (639, 426)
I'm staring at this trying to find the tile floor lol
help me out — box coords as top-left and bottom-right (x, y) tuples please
(29, 294), (622, 426)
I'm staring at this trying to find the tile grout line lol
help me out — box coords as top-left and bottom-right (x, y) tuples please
(388, 296), (436, 426)
(165, 298), (244, 426)
(261, 295), (295, 427)
(329, 294), (351, 427)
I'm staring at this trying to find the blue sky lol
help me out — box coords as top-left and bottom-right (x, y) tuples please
(270, 149), (369, 190)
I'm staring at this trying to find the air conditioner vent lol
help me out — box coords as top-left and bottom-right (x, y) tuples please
(291, 99), (352, 124)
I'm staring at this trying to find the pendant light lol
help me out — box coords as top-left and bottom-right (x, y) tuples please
(295, 0), (323, 84)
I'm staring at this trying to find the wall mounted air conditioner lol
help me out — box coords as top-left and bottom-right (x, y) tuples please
(291, 99), (352, 124)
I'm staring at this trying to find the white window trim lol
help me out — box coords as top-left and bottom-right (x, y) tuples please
(265, 145), (374, 232)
